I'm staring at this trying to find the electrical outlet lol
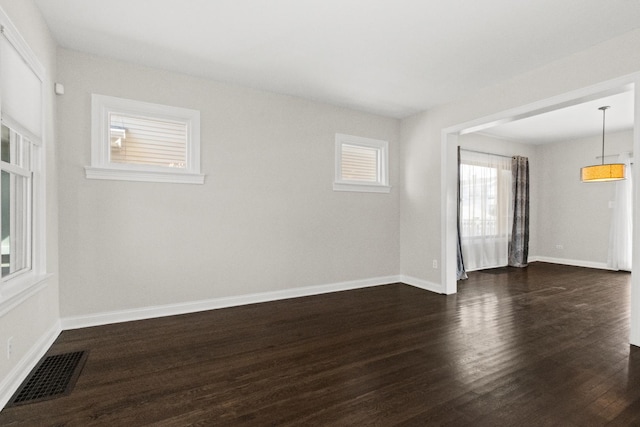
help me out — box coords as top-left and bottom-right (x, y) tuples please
(433, 259), (438, 269)
(7, 337), (13, 360)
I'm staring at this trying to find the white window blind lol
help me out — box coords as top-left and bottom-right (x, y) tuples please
(109, 114), (187, 168)
(87, 94), (204, 184)
(0, 32), (42, 139)
(334, 133), (390, 193)
(341, 144), (379, 182)
(0, 11), (46, 295)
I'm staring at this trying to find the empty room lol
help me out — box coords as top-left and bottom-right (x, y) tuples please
(2, 0), (640, 425)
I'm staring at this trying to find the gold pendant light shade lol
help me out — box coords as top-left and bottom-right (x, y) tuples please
(581, 163), (625, 182)
(581, 105), (625, 183)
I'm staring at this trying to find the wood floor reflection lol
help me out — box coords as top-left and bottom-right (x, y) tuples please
(1, 262), (638, 426)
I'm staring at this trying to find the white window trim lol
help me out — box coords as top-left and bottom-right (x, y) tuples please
(333, 133), (390, 193)
(0, 9), (49, 308)
(85, 94), (205, 184)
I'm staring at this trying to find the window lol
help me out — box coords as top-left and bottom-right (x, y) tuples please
(459, 163), (507, 238)
(86, 94), (204, 184)
(0, 11), (47, 299)
(333, 133), (390, 193)
(2, 125), (33, 279)
(459, 150), (512, 271)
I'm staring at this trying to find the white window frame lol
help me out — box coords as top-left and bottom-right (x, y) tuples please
(333, 133), (390, 193)
(0, 11), (49, 307)
(86, 94), (204, 184)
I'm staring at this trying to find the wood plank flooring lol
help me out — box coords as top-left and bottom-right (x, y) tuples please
(1, 262), (638, 426)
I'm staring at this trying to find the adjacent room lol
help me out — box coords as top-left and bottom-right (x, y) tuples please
(2, 0), (640, 424)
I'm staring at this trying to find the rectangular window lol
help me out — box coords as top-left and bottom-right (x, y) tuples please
(459, 163), (501, 237)
(341, 144), (379, 182)
(86, 94), (204, 184)
(0, 8), (47, 300)
(1, 124), (32, 278)
(109, 114), (187, 168)
(334, 133), (390, 193)
(459, 150), (512, 271)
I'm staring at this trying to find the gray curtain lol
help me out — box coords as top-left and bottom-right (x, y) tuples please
(508, 156), (529, 267)
(456, 147), (468, 280)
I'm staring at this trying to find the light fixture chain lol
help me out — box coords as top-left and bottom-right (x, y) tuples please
(601, 106), (606, 165)
(581, 105), (624, 182)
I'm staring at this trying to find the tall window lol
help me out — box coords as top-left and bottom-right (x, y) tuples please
(1, 125), (33, 278)
(0, 11), (46, 297)
(459, 150), (512, 271)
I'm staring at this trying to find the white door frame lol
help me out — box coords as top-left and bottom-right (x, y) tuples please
(440, 73), (640, 346)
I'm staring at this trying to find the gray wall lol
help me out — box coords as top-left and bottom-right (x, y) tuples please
(56, 49), (401, 318)
(537, 130), (633, 266)
(0, 0), (59, 389)
(400, 28), (640, 288)
(3, 0), (640, 404)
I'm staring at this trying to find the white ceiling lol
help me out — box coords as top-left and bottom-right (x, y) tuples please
(479, 90), (635, 144)
(33, 0), (640, 120)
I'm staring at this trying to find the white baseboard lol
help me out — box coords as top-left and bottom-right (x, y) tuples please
(1, 274), (445, 411)
(400, 275), (444, 294)
(534, 256), (613, 270)
(0, 320), (61, 410)
(61, 275), (407, 330)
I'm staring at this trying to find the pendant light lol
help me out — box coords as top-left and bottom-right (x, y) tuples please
(581, 106), (625, 182)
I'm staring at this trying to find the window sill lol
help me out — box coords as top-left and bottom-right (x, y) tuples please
(0, 272), (52, 317)
(333, 182), (391, 193)
(85, 166), (205, 184)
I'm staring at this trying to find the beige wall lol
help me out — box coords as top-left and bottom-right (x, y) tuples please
(0, 0), (59, 394)
(56, 49), (401, 318)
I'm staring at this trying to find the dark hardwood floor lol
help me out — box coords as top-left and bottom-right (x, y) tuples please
(1, 262), (638, 426)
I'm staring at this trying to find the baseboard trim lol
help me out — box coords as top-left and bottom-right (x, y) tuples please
(2, 274), (446, 411)
(61, 275), (405, 330)
(0, 320), (61, 411)
(534, 256), (613, 271)
(400, 275), (444, 294)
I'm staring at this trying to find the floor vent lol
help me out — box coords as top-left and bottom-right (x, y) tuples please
(7, 351), (88, 407)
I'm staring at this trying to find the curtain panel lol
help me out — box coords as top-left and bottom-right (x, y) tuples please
(608, 153), (633, 271)
(459, 150), (512, 271)
(457, 147), (468, 280)
(508, 156), (529, 267)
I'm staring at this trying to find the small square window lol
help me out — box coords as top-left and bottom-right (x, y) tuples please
(86, 94), (204, 184)
(334, 133), (390, 193)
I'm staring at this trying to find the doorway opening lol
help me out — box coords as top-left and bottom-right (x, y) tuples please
(440, 74), (640, 345)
